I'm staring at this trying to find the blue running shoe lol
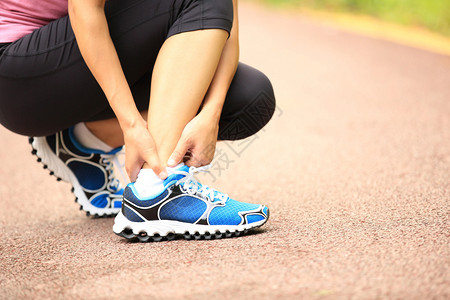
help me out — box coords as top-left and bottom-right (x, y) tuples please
(29, 128), (124, 217)
(113, 165), (269, 241)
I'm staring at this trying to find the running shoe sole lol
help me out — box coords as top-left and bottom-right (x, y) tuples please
(112, 209), (269, 242)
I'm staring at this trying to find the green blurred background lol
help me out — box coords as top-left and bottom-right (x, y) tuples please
(258, 0), (450, 36)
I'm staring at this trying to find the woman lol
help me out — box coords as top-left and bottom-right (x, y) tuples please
(0, 0), (275, 241)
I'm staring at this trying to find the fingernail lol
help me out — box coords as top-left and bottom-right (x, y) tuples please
(159, 171), (168, 179)
(167, 158), (175, 166)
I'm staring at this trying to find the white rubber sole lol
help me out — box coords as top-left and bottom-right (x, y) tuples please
(113, 210), (268, 242)
(30, 136), (121, 217)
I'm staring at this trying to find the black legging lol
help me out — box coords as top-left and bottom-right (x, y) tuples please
(0, 0), (275, 140)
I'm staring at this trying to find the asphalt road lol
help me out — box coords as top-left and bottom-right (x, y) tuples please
(1, 2), (449, 299)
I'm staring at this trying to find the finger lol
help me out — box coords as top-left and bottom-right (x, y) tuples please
(167, 140), (190, 167)
(144, 149), (167, 180)
(184, 158), (197, 167)
(185, 157), (206, 167)
(184, 151), (205, 168)
(127, 161), (141, 183)
(186, 143), (215, 167)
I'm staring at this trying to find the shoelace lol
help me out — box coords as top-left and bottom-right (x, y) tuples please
(100, 151), (126, 192)
(173, 165), (229, 204)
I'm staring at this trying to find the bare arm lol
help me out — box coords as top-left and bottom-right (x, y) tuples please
(200, 0), (240, 121)
(68, 0), (165, 180)
(68, 0), (139, 128)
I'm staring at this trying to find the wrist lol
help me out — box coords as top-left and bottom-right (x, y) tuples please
(118, 112), (146, 132)
(199, 107), (221, 125)
(108, 94), (146, 131)
(200, 101), (223, 124)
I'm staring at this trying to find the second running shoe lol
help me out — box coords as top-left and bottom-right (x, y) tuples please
(30, 128), (124, 217)
(113, 165), (269, 241)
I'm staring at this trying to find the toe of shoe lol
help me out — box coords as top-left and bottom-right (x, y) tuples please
(245, 205), (270, 225)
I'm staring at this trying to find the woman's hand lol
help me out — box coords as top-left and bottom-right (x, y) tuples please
(168, 112), (219, 167)
(123, 119), (166, 182)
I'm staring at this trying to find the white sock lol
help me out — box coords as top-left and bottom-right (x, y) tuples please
(134, 163), (185, 198)
(73, 122), (114, 153)
(134, 169), (164, 198)
(167, 162), (185, 175)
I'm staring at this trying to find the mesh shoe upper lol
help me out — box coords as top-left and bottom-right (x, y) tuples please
(47, 128), (124, 209)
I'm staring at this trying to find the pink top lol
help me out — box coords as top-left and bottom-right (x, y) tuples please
(0, 0), (68, 43)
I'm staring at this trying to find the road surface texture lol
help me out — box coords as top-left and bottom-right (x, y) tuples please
(1, 2), (449, 299)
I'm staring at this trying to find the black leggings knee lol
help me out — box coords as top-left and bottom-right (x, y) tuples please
(218, 63), (276, 141)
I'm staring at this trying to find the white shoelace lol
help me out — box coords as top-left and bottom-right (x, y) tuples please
(173, 165), (228, 204)
(101, 151), (127, 192)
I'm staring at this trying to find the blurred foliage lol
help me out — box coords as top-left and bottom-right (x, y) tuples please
(260, 0), (450, 36)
